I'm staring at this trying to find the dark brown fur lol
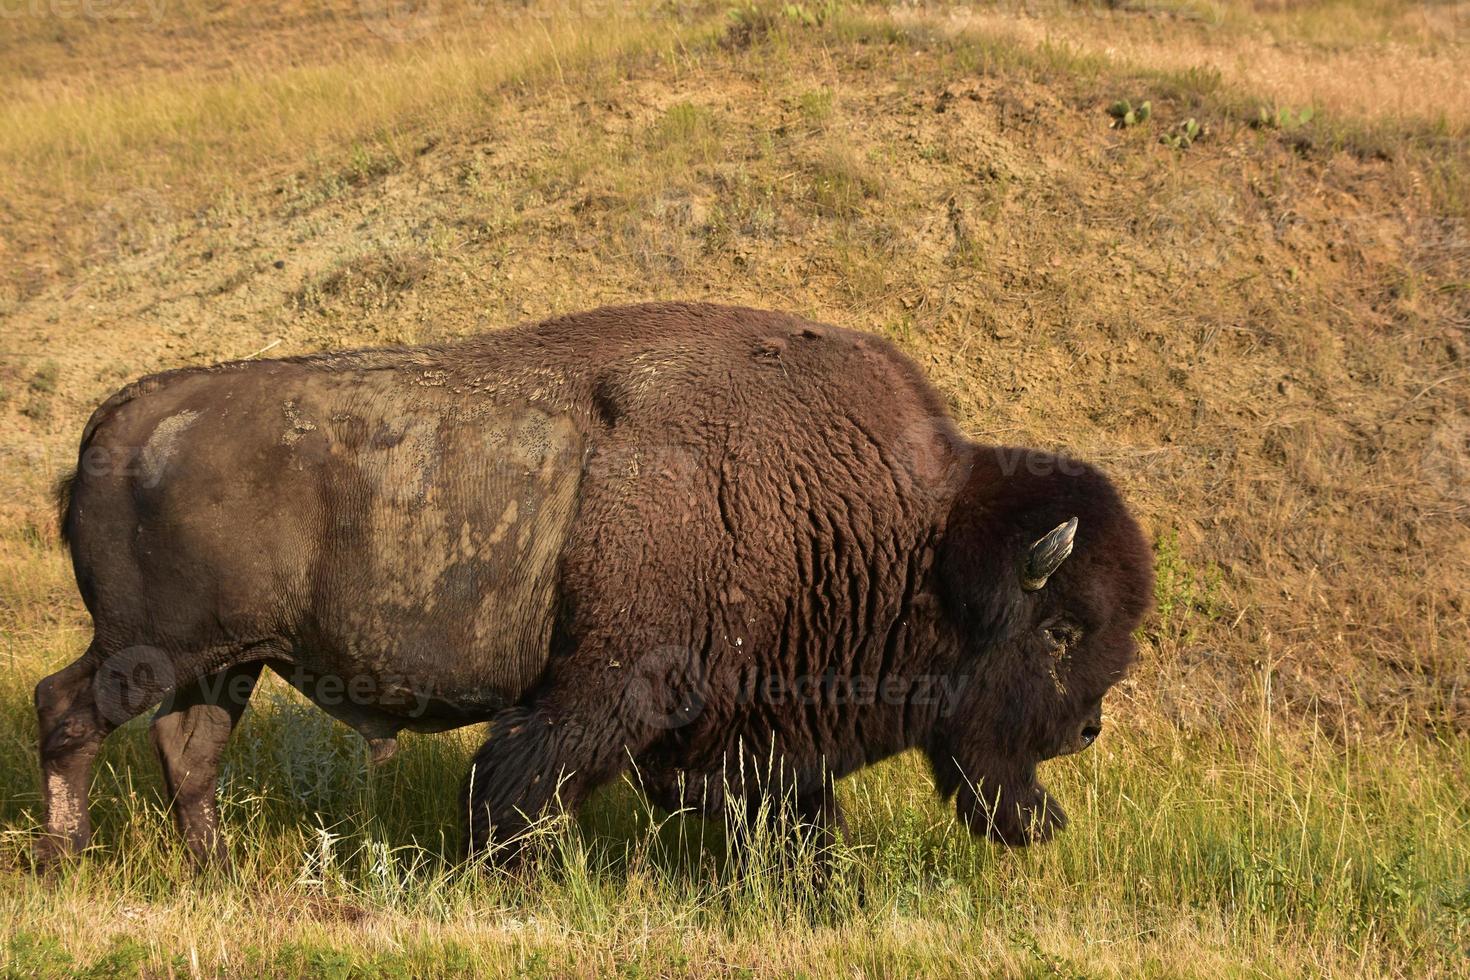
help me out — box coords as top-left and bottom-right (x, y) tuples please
(35, 302), (1152, 869)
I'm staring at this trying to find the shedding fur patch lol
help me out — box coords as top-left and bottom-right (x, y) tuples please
(46, 773), (82, 838)
(141, 410), (200, 486)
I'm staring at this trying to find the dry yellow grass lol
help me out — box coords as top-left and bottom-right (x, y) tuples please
(926, 0), (1470, 126)
(1, 1), (1467, 975)
(0, 0), (721, 302)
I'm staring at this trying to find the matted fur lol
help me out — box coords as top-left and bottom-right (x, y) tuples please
(37, 302), (1152, 868)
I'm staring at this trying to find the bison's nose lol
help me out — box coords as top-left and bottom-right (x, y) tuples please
(1079, 722), (1102, 748)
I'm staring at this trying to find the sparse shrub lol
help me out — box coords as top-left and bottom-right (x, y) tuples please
(1107, 98), (1152, 128)
(211, 263), (259, 296)
(290, 249), (429, 314)
(1151, 529), (1225, 641)
(806, 144), (884, 217)
(281, 142), (403, 216)
(796, 87), (834, 128)
(5, 932), (75, 977)
(706, 168), (781, 249)
(79, 936), (151, 978)
(1168, 64), (1224, 101)
(725, 1), (842, 48)
(1161, 117), (1207, 150)
(19, 360), (59, 422)
(28, 360), (58, 395)
(344, 140), (402, 186)
(646, 102), (721, 168)
(1254, 105), (1316, 130)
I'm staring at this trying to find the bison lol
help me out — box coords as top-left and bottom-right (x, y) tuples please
(36, 302), (1152, 869)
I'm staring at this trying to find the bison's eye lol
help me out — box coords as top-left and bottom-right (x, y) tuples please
(1040, 621), (1081, 653)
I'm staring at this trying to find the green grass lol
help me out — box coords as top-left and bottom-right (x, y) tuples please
(0, 530), (1466, 976)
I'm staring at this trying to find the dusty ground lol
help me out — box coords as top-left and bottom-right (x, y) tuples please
(5, 0), (1465, 731)
(0, 1), (1467, 975)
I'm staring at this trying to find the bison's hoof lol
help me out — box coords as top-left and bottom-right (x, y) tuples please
(969, 785), (1068, 847)
(32, 833), (80, 874)
(1016, 791), (1069, 845)
(1005, 793), (1064, 846)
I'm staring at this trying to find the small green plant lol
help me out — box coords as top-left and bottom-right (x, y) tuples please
(1151, 529), (1226, 640)
(725, 1), (839, 46)
(796, 87), (834, 128)
(20, 360), (59, 421)
(650, 102), (712, 146)
(1107, 99), (1151, 128)
(778, 3), (830, 27)
(806, 144), (884, 217)
(1254, 105), (1315, 130)
(289, 249), (429, 314)
(344, 140), (401, 185)
(1160, 117), (1205, 149)
(28, 360), (59, 394)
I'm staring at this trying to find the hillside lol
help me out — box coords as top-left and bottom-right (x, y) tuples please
(1, 1), (1467, 975)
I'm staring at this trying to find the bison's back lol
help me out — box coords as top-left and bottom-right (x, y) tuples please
(63, 302), (962, 736)
(66, 354), (586, 724)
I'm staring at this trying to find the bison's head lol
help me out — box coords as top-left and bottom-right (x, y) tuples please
(929, 448), (1154, 846)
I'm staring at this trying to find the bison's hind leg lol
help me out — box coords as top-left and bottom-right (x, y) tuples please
(150, 662), (263, 868)
(35, 639), (266, 870)
(33, 646), (110, 868)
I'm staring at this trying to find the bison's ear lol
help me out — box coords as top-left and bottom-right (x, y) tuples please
(1021, 517), (1077, 591)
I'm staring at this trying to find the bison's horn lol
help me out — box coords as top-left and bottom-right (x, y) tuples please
(1022, 517), (1078, 591)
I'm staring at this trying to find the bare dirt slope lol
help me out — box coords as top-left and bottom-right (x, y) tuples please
(4, 2), (1465, 738)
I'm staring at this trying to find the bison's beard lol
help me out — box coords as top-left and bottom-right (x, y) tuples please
(930, 753), (1068, 846)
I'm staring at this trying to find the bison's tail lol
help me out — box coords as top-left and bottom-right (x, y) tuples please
(54, 469), (77, 547)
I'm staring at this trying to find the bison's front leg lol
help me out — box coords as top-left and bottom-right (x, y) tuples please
(958, 775), (1067, 846)
(786, 776), (848, 885)
(784, 774), (848, 881)
(703, 767), (847, 886)
(461, 690), (655, 864)
(930, 753), (1066, 846)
